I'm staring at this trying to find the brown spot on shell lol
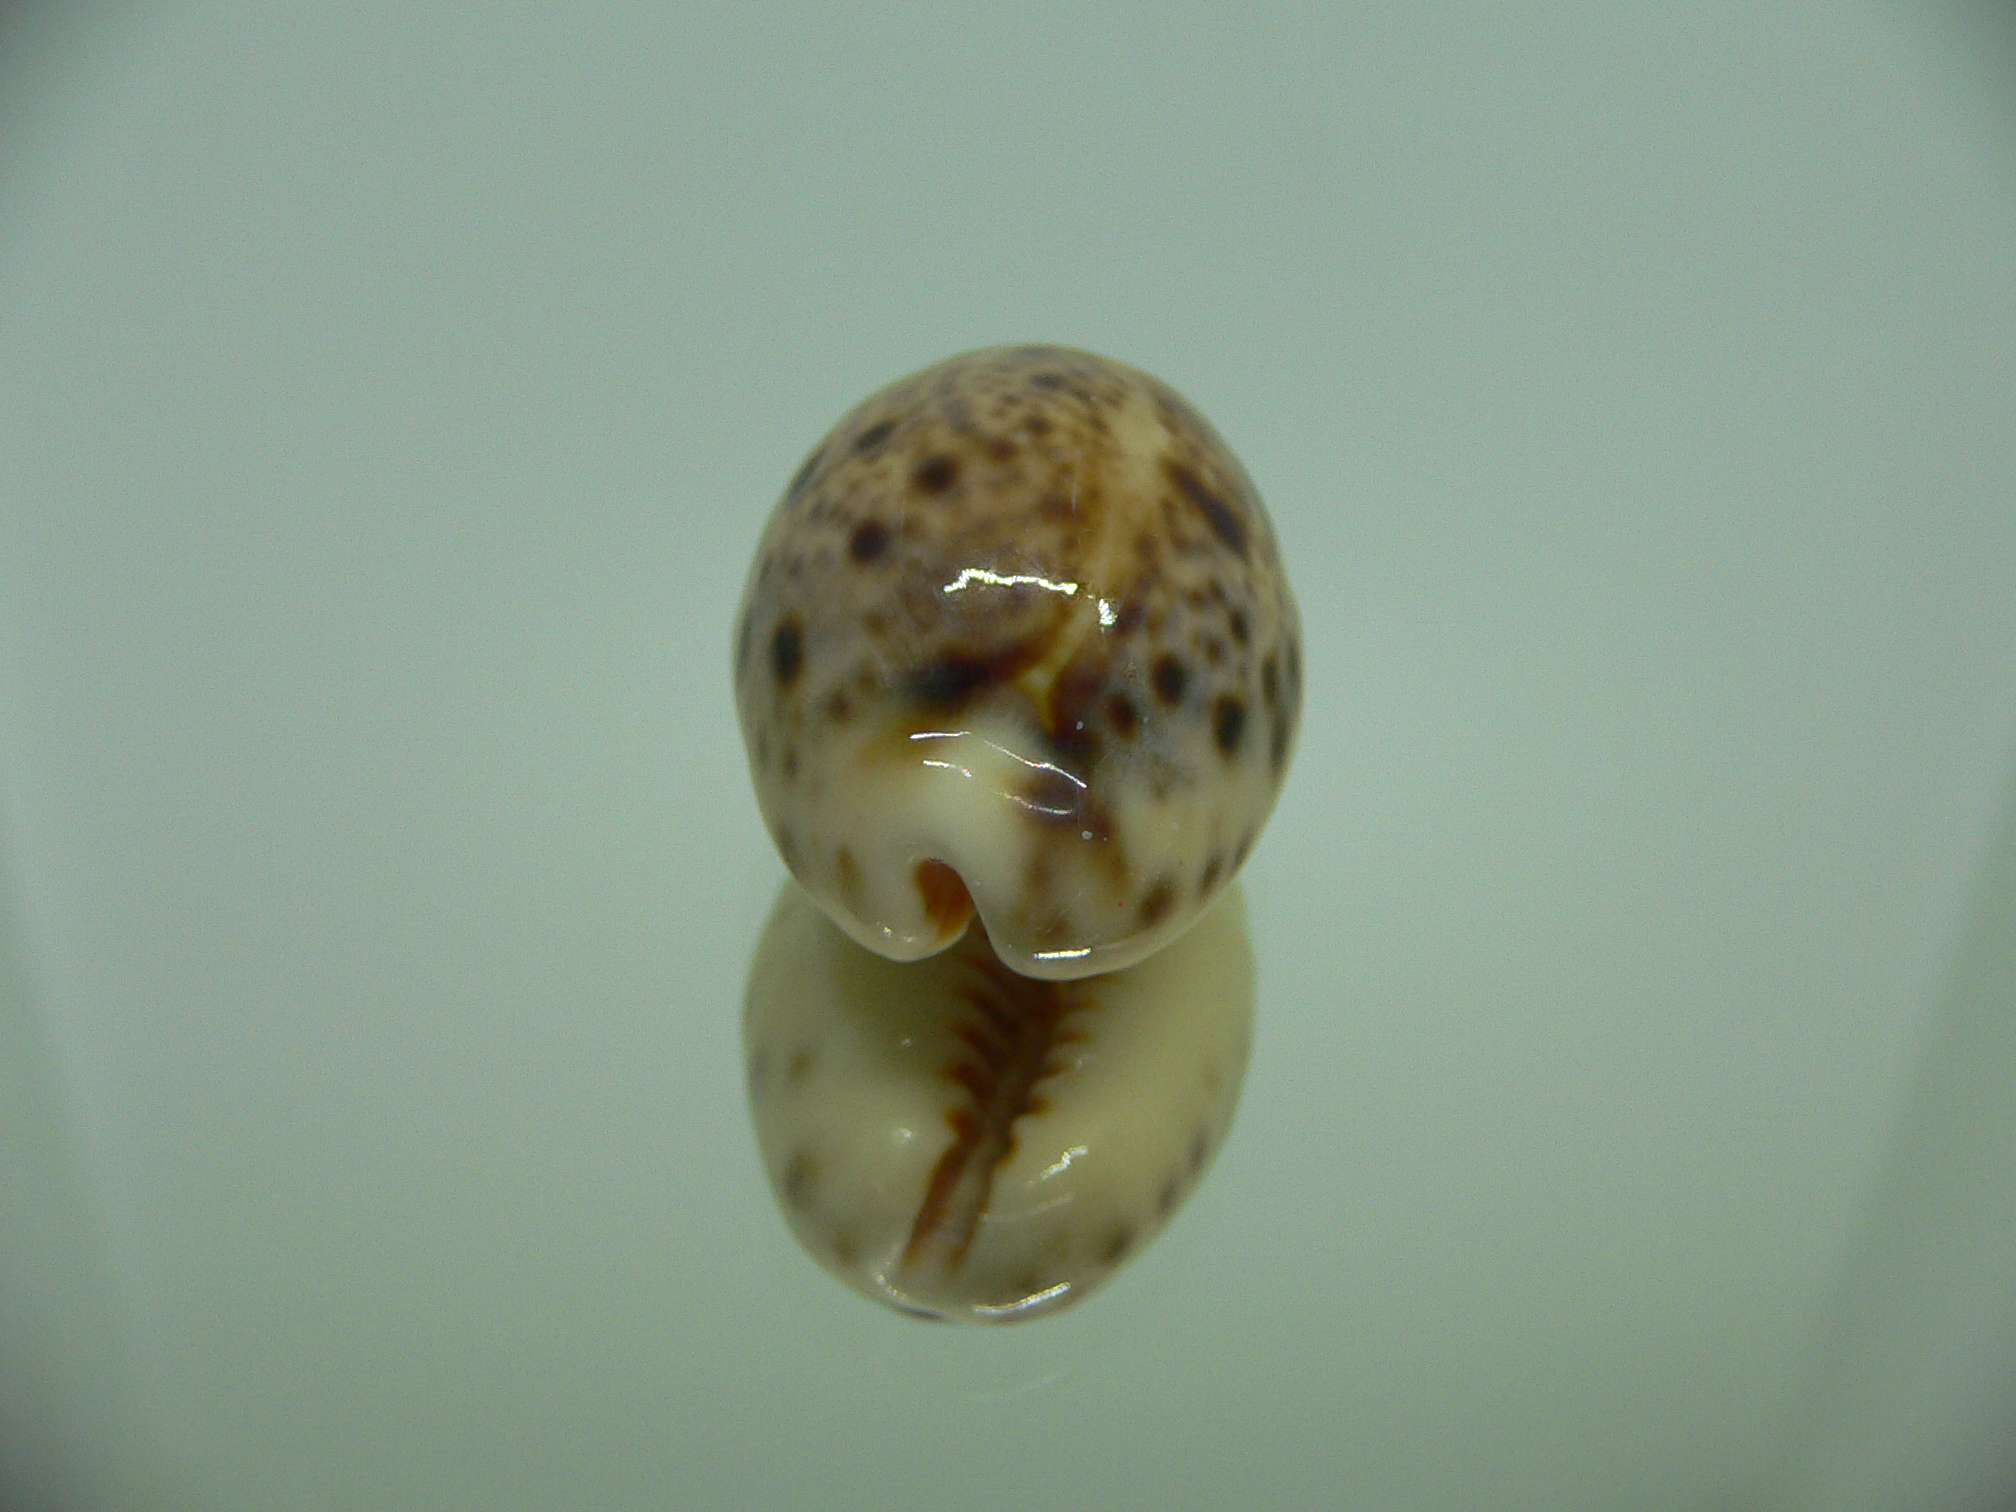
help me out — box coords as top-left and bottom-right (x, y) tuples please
(771, 616), (804, 686)
(788, 1046), (818, 1085)
(1152, 654), (1187, 706)
(1140, 878), (1176, 928)
(855, 420), (894, 454)
(913, 454), (960, 494)
(1213, 694), (1246, 756)
(1046, 656), (1108, 762)
(849, 519), (889, 562)
(1075, 797), (1120, 852)
(1106, 692), (1140, 738)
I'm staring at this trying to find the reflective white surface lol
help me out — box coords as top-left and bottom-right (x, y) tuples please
(4, 4), (2016, 1509)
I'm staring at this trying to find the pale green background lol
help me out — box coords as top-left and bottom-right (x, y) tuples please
(3, 4), (2016, 1509)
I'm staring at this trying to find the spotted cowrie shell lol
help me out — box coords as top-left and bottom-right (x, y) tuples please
(734, 345), (1300, 981)
(735, 346), (1294, 1320)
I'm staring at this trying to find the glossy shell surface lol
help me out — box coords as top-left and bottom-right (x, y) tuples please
(734, 346), (1300, 980)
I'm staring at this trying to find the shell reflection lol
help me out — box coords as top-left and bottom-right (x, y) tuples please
(744, 880), (1254, 1321)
